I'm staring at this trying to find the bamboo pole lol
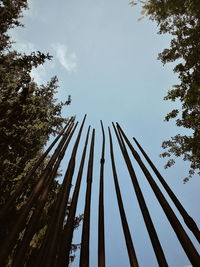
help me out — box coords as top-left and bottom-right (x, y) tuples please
(79, 129), (95, 267)
(0, 117), (74, 221)
(0, 120), (76, 266)
(42, 115), (87, 267)
(133, 137), (200, 243)
(117, 123), (200, 266)
(33, 122), (79, 267)
(108, 127), (138, 267)
(12, 122), (78, 267)
(98, 121), (106, 267)
(112, 123), (168, 267)
(57, 126), (91, 267)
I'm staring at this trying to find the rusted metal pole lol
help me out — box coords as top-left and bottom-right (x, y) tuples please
(0, 121), (76, 266)
(42, 115), (87, 267)
(12, 122), (78, 267)
(98, 121), (106, 267)
(79, 129), (95, 267)
(33, 122), (79, 267)
(0, 117), (74, 221)
(133, 137), (200, 243)
(57, 126), (91, 267)
(12, 185), (50, 267)
(116, 123), (200, 266)
(112, 123), (168, 267)
(108, 127), (138, 267)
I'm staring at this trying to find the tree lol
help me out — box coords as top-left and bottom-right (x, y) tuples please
(0, 0), (79, 265)
(131, 0), (200, 182)
(0, 0), (71, 198)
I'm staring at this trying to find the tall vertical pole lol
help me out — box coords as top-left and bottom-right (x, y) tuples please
(57, 126), (91, 267)
(0, 121), (75, 266)
(79, 129), (95, 267)
(113, 123), (168, 267)
(12, 122), (78, 267)
(33, 122), (78, 267)
(98, 121), (106, 267)
(117, 123), (200, 266)
(0, 117), (74, 221)
(108, 127), (139, 267)
(42, 115), (87, 267)
(133, 137), (200, 243)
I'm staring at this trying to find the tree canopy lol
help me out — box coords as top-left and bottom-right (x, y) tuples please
(0, 0), (71, 202)
(131, 0), (200, 181)
(0, 0), (77, 265)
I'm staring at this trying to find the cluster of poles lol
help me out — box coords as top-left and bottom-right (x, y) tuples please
(0, 115), (199, 267)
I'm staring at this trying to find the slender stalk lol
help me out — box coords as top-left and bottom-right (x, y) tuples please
(98, 121), (106, 267)
(112, 123), (168, 267)
(42, 115), (87, 267)
(79, 129), (95, 267)
(108, 127), (138, 267)
(57, 126), (91, 267)
(0, 121), (75, 266)
(0, 117), (74, 221)
(133, 137), (200, 243)
(117, 123), (200, 266)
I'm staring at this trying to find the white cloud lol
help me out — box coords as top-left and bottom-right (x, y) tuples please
(30, 65), (46, 85)
(12, 41), (35, 54)
(10, 41), (45, 84)
(51, 43), (77, 73)
(10, 38), (49, 84)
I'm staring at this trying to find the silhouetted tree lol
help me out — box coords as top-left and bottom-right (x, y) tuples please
(0, 1), (79, 265)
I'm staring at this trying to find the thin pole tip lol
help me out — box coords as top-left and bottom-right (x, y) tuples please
(116, 122), (121, 129)
(82, 115), (87, 122)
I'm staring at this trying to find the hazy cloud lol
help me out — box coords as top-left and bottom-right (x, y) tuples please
(31, 65), (46, 85)
(12, 41), (35, 54)
(10, 40), (46, 84)
(51, 43), (77, 73)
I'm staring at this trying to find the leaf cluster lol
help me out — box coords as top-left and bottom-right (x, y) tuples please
(132, 0), (200, 181)
(0, 1), (79, 265)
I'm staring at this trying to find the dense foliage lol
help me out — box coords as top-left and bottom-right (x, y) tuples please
(0, 0), (76, 265)
(0, 1), (72, 200)
(131, 0), (200, 181)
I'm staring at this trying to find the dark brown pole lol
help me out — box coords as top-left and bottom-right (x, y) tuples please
(108, 127), (139, 267)
(133, 137), (200, 243)
(57, 126), (91, 267)
(12, 185), (50, 267)
(12, 122), (78, 267)
(42, 115), (87, 267)
(98, 121), (106, 267)
(79, 129), (95, 267)
(0, 117), (74, 221)
(116, 123), (200, 266)
(0, 121), (76, 266)
(33, 122), (79, 267)
(112, 123), (168, 267)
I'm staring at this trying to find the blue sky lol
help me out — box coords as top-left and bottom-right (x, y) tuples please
(11, 0), (199, 266)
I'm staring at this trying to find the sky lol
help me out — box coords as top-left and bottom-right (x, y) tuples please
(10, 0), (200, 266)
